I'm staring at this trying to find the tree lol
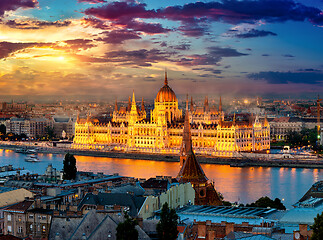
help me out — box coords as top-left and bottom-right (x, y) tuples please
(116, 213), (138, 240)
(44, 126), (55, 140)
(311, 212), (323, 240)
(157, 203), (178, 240)
(63, 153), (77, 180)
(0, 124), (6, 135)
(246, 196), (286, 210)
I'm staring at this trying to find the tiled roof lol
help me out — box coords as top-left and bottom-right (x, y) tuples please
(4, 200), (34, 213)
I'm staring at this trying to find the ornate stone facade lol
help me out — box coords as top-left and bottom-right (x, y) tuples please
(73, 73), (270, 156)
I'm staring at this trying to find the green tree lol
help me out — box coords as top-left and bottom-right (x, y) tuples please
(45, 126), (55, 140)
(0, 124), (6, 135)
(63, 153), (77, 180)
(157, 203), (178, 240)
(246, 196), (286, 210)
(116, 213), (138, 240)
(311, 212), (323, 240)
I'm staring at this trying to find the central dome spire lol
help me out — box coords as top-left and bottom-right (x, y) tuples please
(156, 71), (177, 103)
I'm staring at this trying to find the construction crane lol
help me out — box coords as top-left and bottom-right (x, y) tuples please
(317, 95), (322, 143)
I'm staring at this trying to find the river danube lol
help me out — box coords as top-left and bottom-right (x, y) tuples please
(0, 148), (322, 209)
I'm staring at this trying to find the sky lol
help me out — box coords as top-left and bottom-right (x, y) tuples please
(0, 0), (323, 102)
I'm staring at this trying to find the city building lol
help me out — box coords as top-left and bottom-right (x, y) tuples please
(3, 200), (34, 237)
(73, 73), (270, 156)
(5, 118), (53, 138)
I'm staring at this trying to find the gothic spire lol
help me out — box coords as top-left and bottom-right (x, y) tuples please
(204, 96), (209, 112)
(164, 69), (168, 85)
(219, 96), (222, 112)
(141, 97), (145, 112)
(127, 96), (131, 111)
(190, 96), (194, 112)
(177, 95), (208, 184)
(115, 98), (118, 112)
(131, 90), (137, 112)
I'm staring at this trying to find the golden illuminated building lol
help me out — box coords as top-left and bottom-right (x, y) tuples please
(73, 72), (270, 156)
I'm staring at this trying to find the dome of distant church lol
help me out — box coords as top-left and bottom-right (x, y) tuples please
(156, 73), (177, 103)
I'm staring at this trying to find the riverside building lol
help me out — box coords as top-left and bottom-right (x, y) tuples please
(73, 73), (270, 156)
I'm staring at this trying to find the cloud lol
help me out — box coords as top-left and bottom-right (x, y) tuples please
(172, 43), (191, 51)
(0, 0), (38, 16)
(78, 0), (106, 4)
(2, 19), (71, 29)
(248, 71), (323, 84)
(82, 0), (323, 40)
(177, 24), (207, 37)
(178, 46), (248, 66)
(282, 54), (295, 57)
(234, 29), (277, 38)
(297, 68), (321, 72)
(0, 41), (46, 59)
(97, 29), (141, 44)
(124, 20), (170, 34)
(104, 48), (174, 66)
(84, 2), (155, 21)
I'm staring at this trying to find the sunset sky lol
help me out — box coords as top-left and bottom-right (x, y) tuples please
(0, 0), (323, 101)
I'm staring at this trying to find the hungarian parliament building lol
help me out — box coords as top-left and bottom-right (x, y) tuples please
(73, 74), (270, 156)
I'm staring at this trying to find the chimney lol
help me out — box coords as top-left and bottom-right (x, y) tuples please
(225, 222), (234, 236)
(137, 217), (143, 228)
(197, 222), (206, 239)
(299, 224), (310, 239)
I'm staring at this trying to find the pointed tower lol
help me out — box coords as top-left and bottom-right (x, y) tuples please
(164, 69), (168, 86)
(264, 113), (269, 126)
(177, 98), (222, 206)
(219, 96), (222, 112)
(115, 98), (118, 112)
(204, 96), (209, 112)
(129, 90), (138, 125)
(76, 112), (80, 124)
(127, 96), (131, 112)
(86, 112), (91, 123)
(178, 98), (207, 183)
(233, 112), (236, 125)
(141, 97), (145, 112)
(190, 96), (194, 112)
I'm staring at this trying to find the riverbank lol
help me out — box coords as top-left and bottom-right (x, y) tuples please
(1, 142), (323, 169)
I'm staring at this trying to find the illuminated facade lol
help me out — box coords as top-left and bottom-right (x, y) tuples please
(73, 73), (270, 156)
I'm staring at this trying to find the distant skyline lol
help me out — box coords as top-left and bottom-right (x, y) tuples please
(0, 0), (323, 101)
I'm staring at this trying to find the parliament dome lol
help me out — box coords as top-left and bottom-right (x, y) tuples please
(156, 73), (177, 103)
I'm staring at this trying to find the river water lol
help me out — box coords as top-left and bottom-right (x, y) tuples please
(0, 148), (322, 209)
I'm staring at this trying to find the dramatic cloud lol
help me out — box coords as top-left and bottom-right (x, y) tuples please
(83, 0), (323, 38)
(2, 19), (71, 29)
(124, 20), (170, 34)
(97, 30), (141, 44)
(178, 46), (248, 66)
(248, 71), (323, 84)
(78, 0), (106, 4)
(157, 0), (323, 25)
(178, 25), (207, 37)
(0, 0), (38, 16)
(172, 44), (191, 51)
(0, 41), (45, 59)
(84, 2), (155, 21)
(104, 48), (174, 66)
(234, 29), (277, 38)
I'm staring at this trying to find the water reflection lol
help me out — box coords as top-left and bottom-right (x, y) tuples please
(0, 149), (322, 209)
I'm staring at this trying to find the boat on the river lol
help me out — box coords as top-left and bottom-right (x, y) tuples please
(25, 155), (40, 162)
